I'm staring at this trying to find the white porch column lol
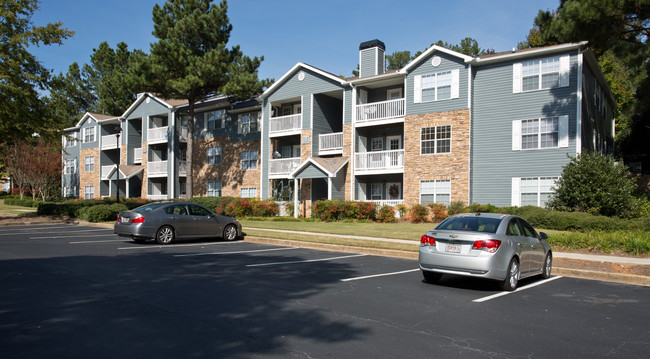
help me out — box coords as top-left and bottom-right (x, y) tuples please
(327, 177), (332, 200)
(294, 179), (299, 218)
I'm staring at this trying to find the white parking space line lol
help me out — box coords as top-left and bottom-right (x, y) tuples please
(117, 241), (239, 250)
(340, 268), (420, 282)
(0, 226), (80, 235)
(472, 276), (564, 303)
(174, 247), (299, 257)
(246, 254), (367, 268)
(30, 234), (117, 239)
(70, 239), (126, 244)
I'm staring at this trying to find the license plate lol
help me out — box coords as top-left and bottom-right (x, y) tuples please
(121, 216), (130, 223)
(446, 243), (461, 253)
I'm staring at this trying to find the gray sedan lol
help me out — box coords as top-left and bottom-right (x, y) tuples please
(114, 202), (243, 244)
(419, 213), (552, 291)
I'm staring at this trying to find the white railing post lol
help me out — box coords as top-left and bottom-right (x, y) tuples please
(355, 98), (404, 123)
(354, 149), (404, 171)
(319, 132), (343, 152)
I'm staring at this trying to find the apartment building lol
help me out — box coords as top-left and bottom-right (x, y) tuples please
(62, 93), (262, 200)
(258, 40), (615, 216)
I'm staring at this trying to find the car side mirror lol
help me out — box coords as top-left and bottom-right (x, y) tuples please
(539, 232), (548, 240)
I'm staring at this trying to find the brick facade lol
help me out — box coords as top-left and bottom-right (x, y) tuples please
(79, 148), (100, 198)
(403, 109), (470, 206)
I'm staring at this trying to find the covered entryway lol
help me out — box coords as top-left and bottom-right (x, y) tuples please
(289, 157), (349, 218)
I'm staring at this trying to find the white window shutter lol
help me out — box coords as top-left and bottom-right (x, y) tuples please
(513, 63), (522, 93)
(511, 178), (521, 206)
(414, 75), (422, 103)
(512, 120), (522, 151)
(451, 69), (460, 99)
(559, 55), (570, 87)
(558, 115), (569, 147)
(237, 115), (243, 134)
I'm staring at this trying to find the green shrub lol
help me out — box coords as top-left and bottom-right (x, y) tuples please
(447, 201), (466, 215)
(78, 204), (128, 222)
(311, 200), (377, 222)
(547, 230), (650, 255)
(376, 204), (397, 223)
(252, 200), (279, 217)
(4, 198), (42, 207)
(466, 203), (499, 213)
(408, 204), (429, 223)
(427, 203), (448, 222)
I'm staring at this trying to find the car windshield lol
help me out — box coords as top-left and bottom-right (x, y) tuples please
(133, 203), (169, 213)
(435, 216), (502, 233)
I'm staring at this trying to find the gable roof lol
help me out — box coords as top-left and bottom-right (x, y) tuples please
(400, 45), (474, 73)
(290, 156), (349, 179)
(68, 112), (119, 130)
(121, 93), (188, 119)
(471, 41), (588, 65)
(259, 62), (348, 99)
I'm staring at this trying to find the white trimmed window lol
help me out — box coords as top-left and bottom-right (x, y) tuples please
(207, 146), (221, 165)
(207, 181), (221, 197)
(238, 112), (259, 134)
(513, 55), (569, 93)
(64, 159), (76, 174)
(240, 187), (257, 198)
(421, 126), (451, 154)
(512, 177), (559, 207)
(83, 126), (96, 143)
(206, 109), (224, 130)
(84, 156), (95, 172)
(241, 150), (258, 170)
(420, 180), (451, 205)
(84, 186), (94, 200)
(414, 69), (459, 103)
(513, 115), (568, 150)
(64, 132), (78, 147)
(370, 183), (383, 200)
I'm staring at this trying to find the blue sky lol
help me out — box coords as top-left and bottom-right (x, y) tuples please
(31, 0), (560, 83)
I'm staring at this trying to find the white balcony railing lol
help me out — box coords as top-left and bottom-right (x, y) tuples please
(101, 165), (115, 179)
(355, 149), (404, 172)
(148, 160), (168, 176)
(319, 132), (343, 153)
(148, 126), (168, 143)
(147, 194), (168, 201)
(364, 199), (404, 207)
(179, 161), (187, 176)
(356, 98), (405, 123)
(134, 148), (143, 163)
(269, 114), (301, 135)
(101, 134), (118, 149)
(269, 158), (300, 176)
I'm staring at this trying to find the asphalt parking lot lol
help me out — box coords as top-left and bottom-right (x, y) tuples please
(1, 224), (649, 358)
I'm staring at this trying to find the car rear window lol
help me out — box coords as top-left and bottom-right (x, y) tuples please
(435, 217), (502, 233)
(133, 203), (168, 213)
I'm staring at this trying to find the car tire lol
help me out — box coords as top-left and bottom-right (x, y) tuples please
(223, 224), (237, 241)
(541, 252), (552, 279)
(132, 237), (147, 244)
(500, 258), (520, 291)
(156, 225), (174, 245)
(422, 270), (442, 283)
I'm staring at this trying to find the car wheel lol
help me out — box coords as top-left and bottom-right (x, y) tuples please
(156, 226), (174, 245)
(223, 224), (237, 241)
(500, 258), (520, 291)
(541, 252), (552, 279)
(132, 237), (147, 244)
(422, 270), (442, 283)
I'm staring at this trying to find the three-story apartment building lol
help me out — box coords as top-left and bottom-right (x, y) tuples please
(258, 40), (614, 216)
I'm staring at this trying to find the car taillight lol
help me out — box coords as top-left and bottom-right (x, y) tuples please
(116, 215), (121, 222)
(472, 239), (501, 253)
(131, 217), (145, 224)
(420, 234), (436, 247)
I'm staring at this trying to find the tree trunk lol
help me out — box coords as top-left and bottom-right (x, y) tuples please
(186, 100), (195, 199)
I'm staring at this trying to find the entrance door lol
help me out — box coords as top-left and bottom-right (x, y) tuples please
(386, 136), (402, 167)
(386, 182), (401, 200)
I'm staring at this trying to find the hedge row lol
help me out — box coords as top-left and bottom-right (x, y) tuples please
(4, 198), (42, 208)
(188, 196), (279, 218)
(311, 200), (398, 223)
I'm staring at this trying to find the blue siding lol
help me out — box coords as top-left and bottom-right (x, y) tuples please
(471, 51), (580, 206)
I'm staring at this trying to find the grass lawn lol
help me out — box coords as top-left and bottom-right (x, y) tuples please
(0, 199), (37, 216)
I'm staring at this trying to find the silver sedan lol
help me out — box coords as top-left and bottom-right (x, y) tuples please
(114, 202), (243, 244)
(419, 213), (552, 291)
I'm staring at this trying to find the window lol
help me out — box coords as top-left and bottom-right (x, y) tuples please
(207, 181), (221, 197)
(238, 112), (259, 134)
(84, 156), (95, 172)
(414, 69), (459, 103)
(83, 126), (96, 143)
(420, 180), (451, 205)
(189, 204), (211, 216)
(207, 146), (221, 165)
(514, 55), (569, 93)
(512, 177), (558, 207)
(206, 110), (224, 130)
(421, 126), (451, 154)
(240, 187), (257, 198)
(84, 186), (94, 200)
(513, 116), (568, 150)
(64, 159), (76, 174)
(371, 137), (383, 151)
(370, 183), (383, 200)
(64, 132), (78, 147)
(241, 150), (258, 170)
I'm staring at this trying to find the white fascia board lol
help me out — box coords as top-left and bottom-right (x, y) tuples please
(289, 158), (333, 179)
(259, 62), (349, 99)
(471, 42), (588, 66)
(400, 45), (473, 74)
(348, 71), (404, 86)
(121, 93), (178, 119)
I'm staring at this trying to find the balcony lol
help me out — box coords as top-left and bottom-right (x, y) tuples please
(148, 160), (168, 177)
(319, 132), (343, 155)
(363, 199), (404, 207)
(355, 99), (405, 126)
(148, 126), (168, 144)
(147, 194), (168, 201)
(101, 165), (115, 179)
(269, 114), (301, 137)
(269, 158), (300, 177)
(101, 134), (118, 150)
(134, 148), (143, 164)
(355, 149), (404, 174)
